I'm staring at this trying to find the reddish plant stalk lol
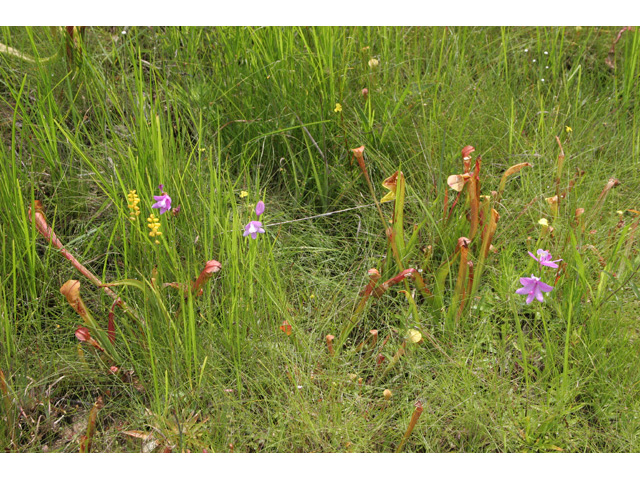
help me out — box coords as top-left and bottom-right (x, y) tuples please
(29, 202), (122, 305)
(80, 395), (104, 453)
(396, 401), (424, 452)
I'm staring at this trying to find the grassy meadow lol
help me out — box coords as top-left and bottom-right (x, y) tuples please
(1, 26), (640, 452)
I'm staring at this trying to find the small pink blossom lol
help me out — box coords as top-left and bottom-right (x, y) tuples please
(152, 184), (172, 215)
(528, 249), (562, 268)
(516, 275), (554, 304)
(244, 200), (266, 239)
(243, 220), (265, 239)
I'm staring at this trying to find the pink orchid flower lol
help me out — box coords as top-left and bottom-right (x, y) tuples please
(528, 249), (562, 268)
(243, 220), (265, 239)
(516, 275), (554, 304)
(243, 201), (266, 239)
(152, 184), (172, 215)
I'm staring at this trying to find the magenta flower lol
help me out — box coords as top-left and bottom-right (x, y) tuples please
(256, 201), (265, 218)
(516, 275), (554, 304)
(528, 249), (562, 268)
(152, 184), (172, 215)
(243, 220), (265, 239)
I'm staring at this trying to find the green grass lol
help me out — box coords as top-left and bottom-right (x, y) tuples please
(1, 26), (640, 452)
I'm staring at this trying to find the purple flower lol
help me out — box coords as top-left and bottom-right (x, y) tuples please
(516, 275), (554, 304)
(256, 201), (265, 218)
(528, 249), (562, 268)
(152, 184), (172, 215)
(243, 220), (265, 239)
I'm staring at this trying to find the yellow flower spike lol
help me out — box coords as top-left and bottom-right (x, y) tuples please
(127, 190), (141, 220)
(147, 213), (162, 242)
(334, 103), (343, 113)
(239, 191), (249, 198)
(565, 126), (573, 133)
(368, 58), (379, 68)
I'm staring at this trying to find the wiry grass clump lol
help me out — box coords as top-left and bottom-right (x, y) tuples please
(1, 26), (640, 452)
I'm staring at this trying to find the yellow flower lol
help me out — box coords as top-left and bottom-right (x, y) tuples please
(239, 190), (249, 198)
(334, 103), (342, 113)
(147, 213), (162, 244)
(538, 218), (550, 236)
(407, 329), (422, 344)
(127, 190), (141, 220)
(368, 58), (379, 68)
(565, 126), (572, 133)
